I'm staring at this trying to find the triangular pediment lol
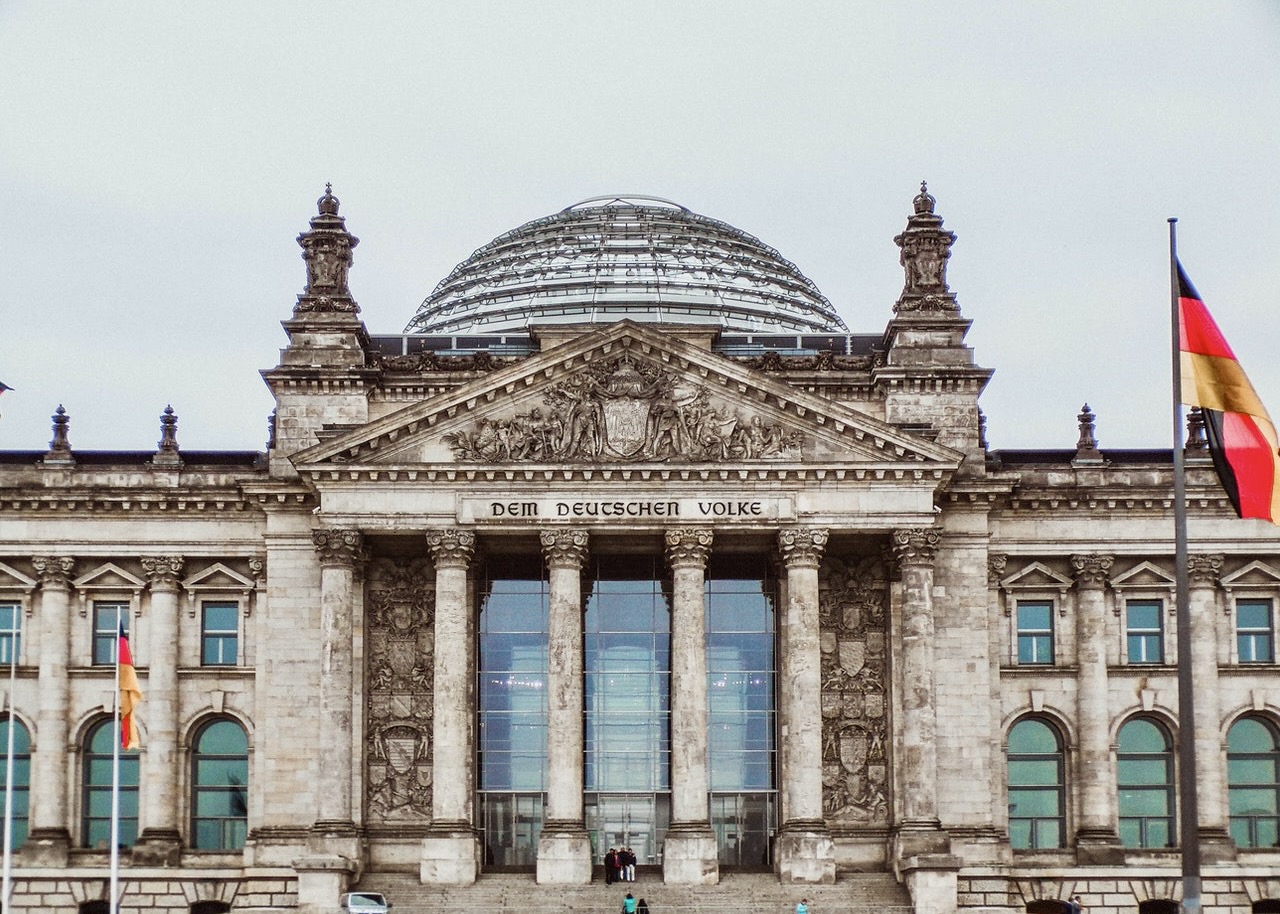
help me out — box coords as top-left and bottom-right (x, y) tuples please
(0, 562), (37, 595)
(1111, 560), (1176, 590)
(295, 321), (961, 473)
(73, 562), (146, 592)
(1000, 562), (1073, 592)
(1222, 560), (1280, 589)
(183, 562), (257, 593)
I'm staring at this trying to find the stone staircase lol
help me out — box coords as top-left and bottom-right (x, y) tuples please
(350, 871), (913, 914)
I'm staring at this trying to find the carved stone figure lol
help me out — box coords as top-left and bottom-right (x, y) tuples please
(365, 558), (436, 823)
(819, 554), (890, 825)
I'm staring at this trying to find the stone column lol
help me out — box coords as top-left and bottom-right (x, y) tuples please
(421, 528), (479, 884)
(537, 529), (592, 884)
(1071, 553), (1122, 863)
(663, 528), (718, 885)
(891, 529), (948, 858)
(310, 529), (362, 858)
(1188, 554), (1234, 861)
(135, 556), (184, 865)
(775, 527), (835, 884)
(26, 556), (75, 864)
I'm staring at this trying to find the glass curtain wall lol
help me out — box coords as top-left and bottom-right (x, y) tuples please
(706, 553), (776, 867)
(477, 554), (550, 866)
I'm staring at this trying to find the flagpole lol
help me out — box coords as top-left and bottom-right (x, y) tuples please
(1169, 217), (1201, 914)
(2, 613), (18, 914)
(110, 608), (122, 914)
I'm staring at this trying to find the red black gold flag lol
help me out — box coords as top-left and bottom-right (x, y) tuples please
(118, 622), (143, 750)
(1178, 262), (1280, 523)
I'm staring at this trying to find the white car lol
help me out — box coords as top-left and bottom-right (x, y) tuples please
(340, 892), (392, 914)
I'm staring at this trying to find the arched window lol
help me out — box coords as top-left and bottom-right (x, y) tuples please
(190, 902), (231, 914)
(0, 715), (31, 848)
(1227, 716), (1280, 848)
(1007, 718), (1065, 849)
(82, 719), (138, 848)
(1138, 901), (1178, 914)
(78, 903), (109, 914)
(1027, 901), (1071, 914)
(191, 719), (248, 850)
(1117, 718), (1175, 848)
(1254, 902), (1280, 914)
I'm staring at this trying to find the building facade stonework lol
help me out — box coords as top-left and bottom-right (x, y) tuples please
(1, 188), (1280, 913)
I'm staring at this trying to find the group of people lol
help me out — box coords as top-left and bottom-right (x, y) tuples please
(604, 846), (638, 884)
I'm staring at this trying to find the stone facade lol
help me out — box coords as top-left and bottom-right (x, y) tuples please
(1, 187), (1279, 914)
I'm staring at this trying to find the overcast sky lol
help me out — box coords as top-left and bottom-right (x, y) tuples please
(1, 2), (1277, 453)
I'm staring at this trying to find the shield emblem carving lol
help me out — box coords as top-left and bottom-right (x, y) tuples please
(603, 397), (650, 458)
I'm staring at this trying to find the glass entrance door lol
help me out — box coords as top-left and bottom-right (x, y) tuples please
(586, 793), (670, 866)
(710, 792), (774, 867)
(481, 792), (544, 867)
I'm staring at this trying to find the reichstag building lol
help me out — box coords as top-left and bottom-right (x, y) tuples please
(2, 185), (1280, 914)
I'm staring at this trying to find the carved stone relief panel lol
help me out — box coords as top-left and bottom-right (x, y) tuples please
(443, 352), (803, 463)
(364, 557), (435, 824)
(819, 554), (890, 826)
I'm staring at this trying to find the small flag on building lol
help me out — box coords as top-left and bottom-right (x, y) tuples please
(0, 382), (12, 393)
(1177, 261), (1280, 523)
(118, 622), (143, 750)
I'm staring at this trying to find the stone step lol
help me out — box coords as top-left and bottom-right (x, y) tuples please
(350, 871), (913, 914)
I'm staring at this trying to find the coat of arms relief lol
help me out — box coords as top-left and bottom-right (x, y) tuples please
(819, 555), (890, 826)
(365, 558), (435, 824)
(443, 353), (803, 462)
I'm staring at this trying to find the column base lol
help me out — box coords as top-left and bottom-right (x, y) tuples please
(892, 818), (950, 861)
(1074, 827), (1124, 865)
(133, 828), (183, 866)
(536, 822), (593, 884)
(900, 854), (961, 914)
(294, 853), (358, 914)
(662, 824), (719, 885)
(21, 827), (71, 866)
(1197, 826), (1237, 864)
(308, 819), (362, 868)
(776, 822), (835, 884)
(420, 823), (480, 884)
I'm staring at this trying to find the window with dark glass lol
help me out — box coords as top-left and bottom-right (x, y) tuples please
(201, 602), (239, 666)
(191, 718), (248, 850)
(0, 602), (19, 665)
(1116, 717), (1175, 848)
(92, 602), (129, 666)
(1016, 601), (1054, 665)
(1227, 716), (1280, 848)
(0, 715), (31, 848)
(1125, 601), (1164, 664)
(1007, 718), (1065, 849)
(83, 719), (138, 848)
(1238, 600), (1275, 664)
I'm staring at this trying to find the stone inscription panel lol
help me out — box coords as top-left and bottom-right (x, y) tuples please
(460, 495), (796, 524)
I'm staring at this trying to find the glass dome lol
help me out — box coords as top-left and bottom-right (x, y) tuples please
(405, 196), (848, 335)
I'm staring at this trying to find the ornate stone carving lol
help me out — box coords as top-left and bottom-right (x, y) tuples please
(893, 182), (959, 314)
(891, 529), (939, 567)
(987, 553), (1007, 588)
(443, 352), (803, 463)
(819, 555), (890, 825)
(141, 556), (185, 591)
(378, 350), (515, 373)
(364, 558), (435, 823)
(1070, 554), (1114, 590)
(1188, 554), (1224, 588)
(778, 527), (829, 569)
(313, 528), (363, 566)
(32, 556), (75, 589)
(737, 351), (873, 373)
(426, 529), (476, 568)
(294, 184), (361, 316)
(664, 528), (713, 567)
(540, 529), (588, 568)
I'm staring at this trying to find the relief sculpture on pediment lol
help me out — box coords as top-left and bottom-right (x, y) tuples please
(820, 555), (890, 827)
(365, 558), (435, 824)
(443, 352), (803, 462)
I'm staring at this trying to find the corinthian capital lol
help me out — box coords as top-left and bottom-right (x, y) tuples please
(1187, 554), (1224, 588)
(426, 528), (476, 569)
(1070, 554), (1114, 590)
(988, 553), (1008, 588)
(541, 529), (589, 569)
(32, 556), (76, 590)
(313, 528), (363, 567)
(665, 528), (713, 568)
(141, 556), (185, 591)
(777, 527), (829, 569)
(891, 529), (939, 567)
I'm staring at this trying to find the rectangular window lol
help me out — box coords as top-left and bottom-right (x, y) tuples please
(1126, 600), (1164, 664)
(201, 602), (239, 666)
(1016, 601), (1054, 665)
(0, 602), (19, 665)
(1238, 599), (1275, 663)
(92, 602), (129, 666)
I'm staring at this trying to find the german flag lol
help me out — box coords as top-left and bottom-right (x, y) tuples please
(118, 622), (142, 750)
(1178, 261), (1280, 523)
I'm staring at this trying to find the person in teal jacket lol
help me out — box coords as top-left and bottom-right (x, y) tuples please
(622, 893), (638, 914)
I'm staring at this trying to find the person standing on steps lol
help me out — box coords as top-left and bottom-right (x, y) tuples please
(622, 892), (638, 914)
(637, 899), (649, 914)
(796, 898), (810, 914)
(605, 847), (618, 884)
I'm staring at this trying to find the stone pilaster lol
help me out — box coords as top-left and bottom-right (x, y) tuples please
(664, 528), (718, 885)
(26, 556), (75, 864)
(775, 527), (835, 884)
(891, 529), (948, 860)
(422, 528), (480, 884)
(1187, 554), (1234, 861)
(1070, 553), (1122, 863)
(135, 555), (184, 865)
(537, 529), (592, 884)
(310, 529), (362, 860)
